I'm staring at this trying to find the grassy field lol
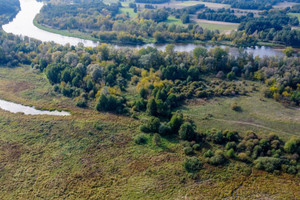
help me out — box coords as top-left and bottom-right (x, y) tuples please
(119, 7), (137, 18)
(0, 66), (299, 199)
(197, 21), (238, 32)
(288, 12), (300, 21)
(165, 16), (183, 25)
(176, 1), (230, 9)
(273, 1), (299, 9)
(182, 82), (300, 138)
(191, 18), (239, 32)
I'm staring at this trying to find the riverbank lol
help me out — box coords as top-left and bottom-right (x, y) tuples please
(33, 18), (290, 49)
(33, 18), (98, 42)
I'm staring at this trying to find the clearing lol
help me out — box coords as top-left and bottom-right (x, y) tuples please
(191, 17), (239, 32)
(273, 1), (299, 9)
(182, 86), (300, 138)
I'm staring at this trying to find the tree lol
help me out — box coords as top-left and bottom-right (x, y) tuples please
(283, 47), (295, 57)
(64, 52), (78, 67)
(96, 94), (108, 112)
(188, 66), (200, 81)
(153, 31), (166, 43)
(169, 112), (183, 133)
(181, 13), (190, 24)
(165, 44), (175, 55)
(284, 137), (300, 154)
(179, 122), (196, 141)
(147, 117), (160, 133)
(61, 69), (72, 83)
(147, 97), (157, 116)
(46, 64), (61, 84)
(193, 46), (207, 60)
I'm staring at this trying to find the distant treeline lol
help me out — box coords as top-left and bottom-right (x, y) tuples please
(135, 0), (170, 4)
(201, 0), (300, 10)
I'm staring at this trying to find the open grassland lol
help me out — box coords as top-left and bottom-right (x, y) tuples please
(289, 12), (300, 21)
(176, 1), (230, 9)
(273, 1), (299, 9)
(182, 83), (300, 138)
(191, 17), (239, 32)
(147, 0), (230, 9)
(165, 16), (183, 25)
(119, 7), (137, 18)
(0, 66), (299, 199)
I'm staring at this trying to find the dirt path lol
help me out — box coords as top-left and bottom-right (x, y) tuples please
(212, 118), (292, 135)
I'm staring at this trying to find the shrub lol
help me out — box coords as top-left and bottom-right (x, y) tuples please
(183, 157), (202, 173)
(96, 93), (125, 114)
(227, 71), (236, 80)
(204, 150), (214, 158)
(140, 124), (149, 133)
(226, 131), (239, 142)
(252, 145), (262, 159)
(146, 97), (157, 116)
(226, 148), (236, 158)
(231, 102), (241, 111)
(179, 122), (196, 141)
(282, 164), (297, 174)
(93, 123), (103, 131)
(158, 123), (171, 136)
(259, 138), (270, 152)
(152, 133), (161, 146)
(193, 144), (202, 151)
(225, 142), (237, 150)
(211, 131), (225, 144)
(184, 147), (194, 155)
(209, 151), (227, 166)
(254, 157), (282, 172)
(284, 137), (300, 154)
(76, 99), (87, 108)
(237, 152), (251, 163)
(134, 134), (147, 145)
(168, 111), (184, 134)
(147, 117), (161, 133)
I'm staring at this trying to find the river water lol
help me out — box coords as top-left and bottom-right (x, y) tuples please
(2, 0), (285, 57)
(0, 99), (70, 116)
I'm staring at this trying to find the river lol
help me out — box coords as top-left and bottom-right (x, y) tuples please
(2, 0), (285, 57)
(0, 99), (70, 116)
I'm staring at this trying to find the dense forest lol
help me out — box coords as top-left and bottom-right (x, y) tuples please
(0, 0), (20, 25)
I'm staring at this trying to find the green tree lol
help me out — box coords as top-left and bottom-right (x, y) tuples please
(46, 64), (61, 84)
(147, 97), (157, 116)
(179, 122), (196, 141)
(183, 157), (202, 173)
(169, 112), (183, 133)
(284, 137), (300, 154)
(181, 13), (190, 24)
(193, 46), (207, 60)
(283, 46), (295, 57)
